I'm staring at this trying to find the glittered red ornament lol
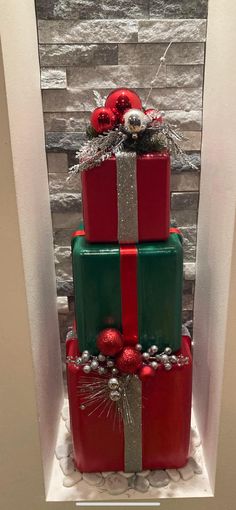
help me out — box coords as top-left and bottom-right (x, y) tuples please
(116, 346), (142, 374)
(97, 328), (124, 356)
(105, 88), (142, 122)
(138, 365), (155, 381)
(144, 108), (163, 124)
(91, 107), (116, 133)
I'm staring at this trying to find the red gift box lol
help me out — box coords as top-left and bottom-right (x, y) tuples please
(66, 335), (192, 473)
(81, 152), (170, 243)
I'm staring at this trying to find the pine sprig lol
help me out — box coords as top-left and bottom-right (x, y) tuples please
(68, 129), (127, 179)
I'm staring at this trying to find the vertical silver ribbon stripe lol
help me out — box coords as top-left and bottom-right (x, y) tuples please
(116, 152), (139, 244)
(124, 375), (142, 473)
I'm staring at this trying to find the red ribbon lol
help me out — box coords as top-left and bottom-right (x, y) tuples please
(120, 245), (138, 345)
(72, 229), (85, 238)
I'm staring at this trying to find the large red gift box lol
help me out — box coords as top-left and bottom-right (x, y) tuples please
(81, 152), (170, 243)
(66, 334), (192, 473)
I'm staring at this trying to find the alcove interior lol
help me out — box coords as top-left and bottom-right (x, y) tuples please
(3, 0), (231, 503)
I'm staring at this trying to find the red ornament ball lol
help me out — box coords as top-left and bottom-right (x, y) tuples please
(97, 328), (124, 356)
(138, 365), (155, 382)
(105, 88), (142, 121)
(144, 108), (163, 124)
(91, 107), (116, 133)
(116, 346), (142, 374)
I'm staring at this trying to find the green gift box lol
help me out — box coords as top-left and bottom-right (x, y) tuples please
(72, 230), (183, 354)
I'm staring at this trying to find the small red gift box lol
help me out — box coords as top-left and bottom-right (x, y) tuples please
(81, 152), (170, 243)
(66, 335), (192, 473)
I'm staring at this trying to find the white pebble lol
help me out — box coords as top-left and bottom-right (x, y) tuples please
(61, 406), (69, 421)
(83, 472), (104, 486)
(148, 470), (169, 488)
(134, 475), (150, 493)
(165, 469), (180, 482)
(188, 457), (202, 474)
(59, 457), (74, 476)
(137, 470), (150, 477)
(118, 471), (134, 478)
(65, 420), (71, 432)
(55, 442), (72, 460)
(63, 471), (82, 487)
(178, 464), (195, 481)
(102, 471), (115, 478)
(106, 473), (128, 495)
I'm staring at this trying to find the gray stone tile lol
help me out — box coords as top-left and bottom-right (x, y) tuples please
(118, 43), (205, 66)
(41, 68), (67, 89)
(57, 278), (74, 296)
(171, 209), (198, 225)
(42, 87), (203, 112)
(184, 262), (196, 280)
(150, 0), (208, 18)
(181, 226), (197, 262)
(67, 65), (166, 89)
(171, 191), (199, 210)
(50, 192), (82, 213)
(39, 44), (118, 67)
(171, 173), (200, 191)
(47, 152), (68, 173)
(78, 0), (149, 19)
(182, 310), (193, 323)
(54, 229), (75, 247)
(164, 110), (202, 131)
(181, 131), (202, 151)
(44, 112), (91, 132)
(46, 132), (86, 150)
(52, 211), (83, 229)
(183, 280), (194, 295)
(38, 20), (138, 44)
(55, 245), (73, 280)
(138, 20), (207, 43)
(139, 87), (203, 111)
(182, 292), (194, 311)
(57, 296), (69, 314)
(171, 152), (201, 173)
(49, 172), (81, 193)
(166, 65), (204, 88)
(36, 0), (149, 20)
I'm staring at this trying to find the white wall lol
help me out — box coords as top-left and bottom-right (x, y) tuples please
(193, 0), (236, 492)
(0, 0), (64, 500)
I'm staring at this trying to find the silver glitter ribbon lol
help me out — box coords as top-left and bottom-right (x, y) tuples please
(123, 375), (142, 473)
(116, 152), (139, 243)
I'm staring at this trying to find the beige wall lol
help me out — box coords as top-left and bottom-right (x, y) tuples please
(0, 0), (236, 509)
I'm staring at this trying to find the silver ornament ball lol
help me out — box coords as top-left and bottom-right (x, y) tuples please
(149, 345), (158, 355)
(82, 350), (90, 362)
(142, 352), (150, 361)
(135, 344), (142, 351)
(123, 109), (148, 134)
(109, 390), (121, 402)
(108, 377), (119, 390)
(164, 362), (172, 371)
(83, 364), (91, 374)
(107, 359), (114, 368)
(112, 367), (119, 375)
(164, 347), (172, 355)
(75, 357), (82, 366)
(98, 353), (106, 362)
(161, 354), (169, 364)
(91, 359), (99, 370)
(98, 366), (106, 375)
(151, 361), (158, 370)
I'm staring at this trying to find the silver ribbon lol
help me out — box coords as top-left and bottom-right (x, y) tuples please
(123, 375), (142, 473)
(116, 152), (139, 243)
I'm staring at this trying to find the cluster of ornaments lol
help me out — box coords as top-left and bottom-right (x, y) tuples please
(90, 88), (163, 139)
(67, 328), (189, 402)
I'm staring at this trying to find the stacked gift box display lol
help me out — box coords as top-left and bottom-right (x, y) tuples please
(66, 88), (192, 474)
